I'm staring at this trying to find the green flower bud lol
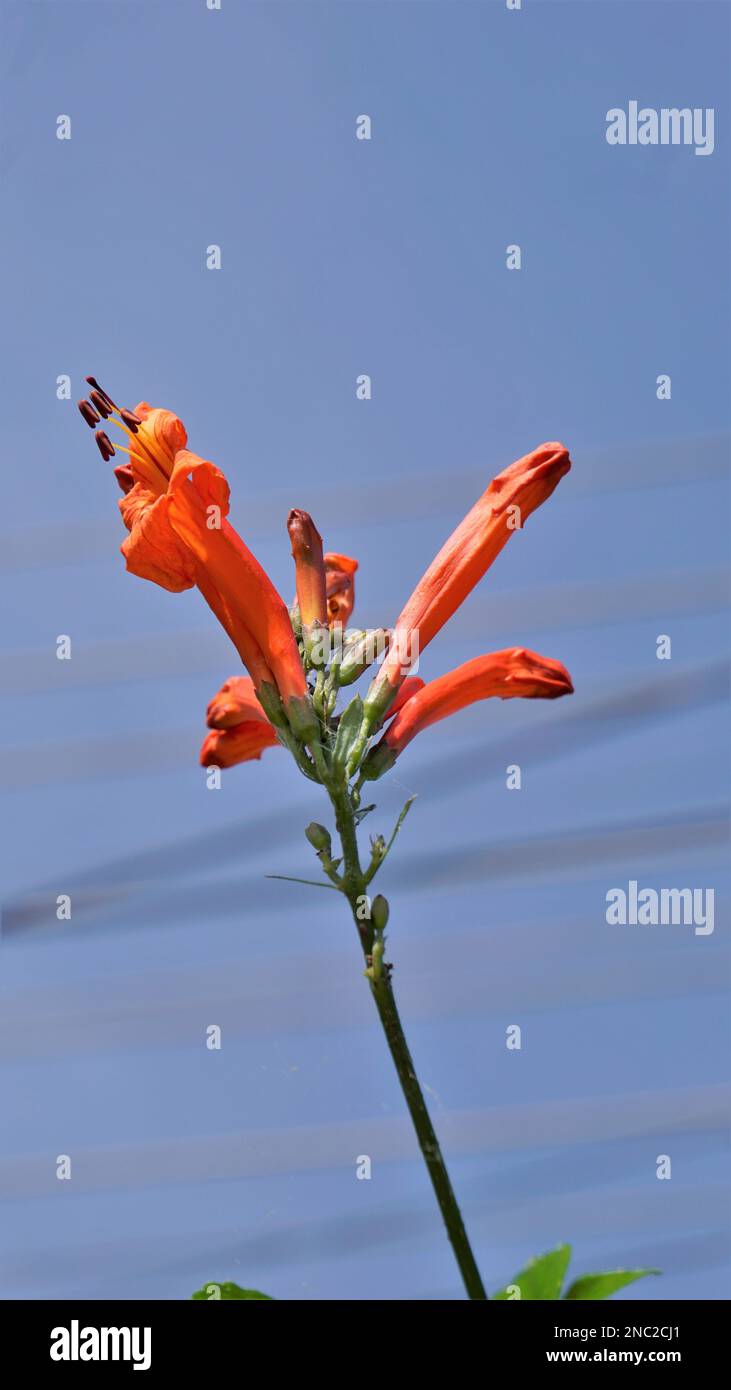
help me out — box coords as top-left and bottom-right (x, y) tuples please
(338, 629), (389, 686)
(371, 894), (389, 932)
(305, 822), (332, 853)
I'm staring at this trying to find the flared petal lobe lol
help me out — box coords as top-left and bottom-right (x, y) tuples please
(206, 676), (270, 730)
(120, 484), (197, 592)
(200, 721), (280, 768)
(128, 402), (188, 493)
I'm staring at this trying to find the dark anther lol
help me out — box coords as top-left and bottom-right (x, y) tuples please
(119, 409), (140, 433)
(77, 399), (100, 428)
(89, 390), (112, 419)
(85, 376), (117, 410)
(95, 430), (116, 461)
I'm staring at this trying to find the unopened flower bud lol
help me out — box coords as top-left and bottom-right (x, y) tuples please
(288, 510), (327, 632)
(305, 822), (331, 853)
(371, 895), (389, 932)
(338, 629), (389, 686)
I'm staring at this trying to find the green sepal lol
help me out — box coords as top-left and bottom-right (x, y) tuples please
(257, 680), (288, 730)
(286, 693), (319, 743)
(360, 741), (397, 782)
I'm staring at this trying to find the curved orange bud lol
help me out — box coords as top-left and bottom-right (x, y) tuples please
(367, 443), (570, 717)
(288, 510), (327, 629)
(200, 721), (280, 769)
(362, 649), (573, 779)
(325, 552), (358, 628)
(386, 649), (573, 755)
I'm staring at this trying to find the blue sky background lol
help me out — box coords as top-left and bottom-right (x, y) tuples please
(0, 0), (728, 1301)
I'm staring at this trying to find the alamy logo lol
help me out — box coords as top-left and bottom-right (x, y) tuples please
(605, 881), (714, 936)
(606, 102), (714, 156)
(50, 1321), (151, 1371)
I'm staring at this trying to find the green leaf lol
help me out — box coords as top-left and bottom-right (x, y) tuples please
(564, 1269), (660, 1301)
(332, 695), (364, 769)
(354, 803), (376, 825)
(493, 1244), (572, 1301)
(192, 1281), (274, 1301)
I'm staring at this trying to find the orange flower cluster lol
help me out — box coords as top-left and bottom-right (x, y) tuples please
(79, 380), (573, 777)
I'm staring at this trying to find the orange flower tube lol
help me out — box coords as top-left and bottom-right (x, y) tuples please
(164, 449), (309, 715)
(365, 443), (571, 722)
(362, 648), (573, 778)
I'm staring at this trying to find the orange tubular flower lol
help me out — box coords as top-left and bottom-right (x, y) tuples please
(325, 552), (358, 629)
(365, 443), (571, 721)
(363, 648), (573, 778)
(79, 385), (314, 739)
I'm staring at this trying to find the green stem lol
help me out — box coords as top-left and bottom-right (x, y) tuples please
(328, 781), (488, 1302)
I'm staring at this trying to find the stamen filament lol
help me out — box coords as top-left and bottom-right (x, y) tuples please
(106, 414), (170, 484)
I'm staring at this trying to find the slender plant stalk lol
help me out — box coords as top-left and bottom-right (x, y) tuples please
(330, 782), (488, 1301)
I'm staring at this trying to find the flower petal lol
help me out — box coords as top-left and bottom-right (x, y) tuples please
(206, 676), (270, 729)
(200, 721), (280, 768)
(128, 403), (188, 492)
(119, 485), (196, 592)
(325, 552), (358, 628)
